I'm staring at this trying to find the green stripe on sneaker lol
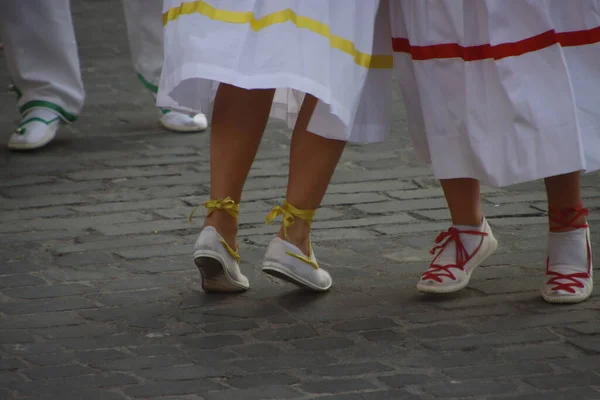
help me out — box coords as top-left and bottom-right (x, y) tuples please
(18, 117), (61, 128)
(20, 101), (78, 122)
(137, 73), (159, 94)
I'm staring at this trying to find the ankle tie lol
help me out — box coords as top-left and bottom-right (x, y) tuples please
(266, 201), (319, 269)
(189, 197), (239, 223)
(190, 197), (241, 262)
(265, 201), (315, 241)
(548, 204), (589, 230)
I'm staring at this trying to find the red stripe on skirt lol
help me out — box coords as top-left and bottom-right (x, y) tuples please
(392, 26), (600, 61)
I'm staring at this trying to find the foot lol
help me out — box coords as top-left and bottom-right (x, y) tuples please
(159, 109), (208, 133)
(193, 226), (249, 293)
(7, 109), (62, 151)
(262, 237), (332, 291)
(417, 218), (498, 293)
(542, 206), (593, 304)
(261, 201), (332, 291)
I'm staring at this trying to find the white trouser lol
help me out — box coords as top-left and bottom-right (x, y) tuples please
(0, 0), (85, 122)
(122, 0), (164, 100)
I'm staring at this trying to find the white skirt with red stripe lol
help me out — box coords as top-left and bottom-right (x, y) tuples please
(157, 0), (391, 143)
(389, 0), (600, 186)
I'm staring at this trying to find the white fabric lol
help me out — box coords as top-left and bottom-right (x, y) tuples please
(0, 0), (85, 121)
(158, 0), (390, 143)
(122, 0), (165, 95)
(159, 0), (600, 183)
(389, 0), (600, 186)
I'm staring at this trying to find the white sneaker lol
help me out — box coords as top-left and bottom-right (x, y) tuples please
(7, 109), (62, 151)
(417, 218), (498, 293)
(159, 109), (208, 133)
(262, 237), (332, 292)
(542, 227), (593, 304)
(193, 226), (249, 293)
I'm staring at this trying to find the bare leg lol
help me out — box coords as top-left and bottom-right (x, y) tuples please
(544, 171), (586, 232)
(440, 178), (483, 225)
(283, 95), (347, 254)
(203, 84), (275, 247)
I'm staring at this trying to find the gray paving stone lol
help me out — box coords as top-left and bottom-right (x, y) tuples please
(0, 274), (47, 288)
(2, 181), (104, 198)
(1, 206), (75, 222)
(423, 380), (521, 398)
(225, 372), (298, 389)
(67, 166), (180, 181)
(445, 362), (553, 380)
(499, 343), (579, 363)
(33, 390), (129, 400)
(54, 234), (177, 254)
(12, 373), (140, 396)
(55, 251), (116, 267)
(2, 312), (82, 329)
(203, 385), (304, 400)
(91, 354), (190, 371)
(71, 198), (180, 213)
(567, 337), (600, 353)
(378, 373), (430, 388)
(313, 214), (417, 229)
(354, 198), (449, 214)
(184, 334), (245, 349)
(321, 193), (390, 206)
(24, 364), (96, 380)
(300, 378), (379, 394)
(420, 328), (559, 351)
(2, 296), (98, 315)
(253, 325), (317, 342)
(234, 353), (337, 373)
(0, 358), (27, 371)
(524, 371), (600, 390)
(332, 318), (399, 332)
(491, 388), (600, 400)
(124, 380), (226, 398)
(96, 219), (191, 235)
(307, 362), (394, 378)
(406, 324), (470, 339)
(0, 260), (45, 275)
(293, 336), (355, 351)
(138, 364), (233, 380)
(3, 283), (96, 299)
(0, 330), (35, 344)
(327, 180), (417, 194)
(115, 244), (191, 259)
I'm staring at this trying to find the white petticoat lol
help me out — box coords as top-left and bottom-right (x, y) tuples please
(159, 0), (600, 187)
(158, 0), (391, 143)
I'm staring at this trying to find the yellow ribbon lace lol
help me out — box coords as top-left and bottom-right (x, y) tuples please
(189, 197), (241, 262)
(189, 197), (239, 223)
(266, 201), (319, 269)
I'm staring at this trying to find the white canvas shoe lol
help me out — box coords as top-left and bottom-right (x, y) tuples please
(190, 198), (249, 293)
(262, 237), (332, 291)
(261, 201), (332, 292)
(417, 218), (498, 293)
(159, 109), (208, 132)
(193, 226), (250, 293)
(542, 206), (593, 304)
(8, 109), (62, 151)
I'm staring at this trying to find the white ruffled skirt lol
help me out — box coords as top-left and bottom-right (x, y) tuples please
(158, 0), (600, 187)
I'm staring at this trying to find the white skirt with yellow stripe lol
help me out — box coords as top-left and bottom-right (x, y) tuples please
(157, 0), (393, 143)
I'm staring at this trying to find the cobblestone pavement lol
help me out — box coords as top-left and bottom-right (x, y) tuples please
(1, 2), (600, 400)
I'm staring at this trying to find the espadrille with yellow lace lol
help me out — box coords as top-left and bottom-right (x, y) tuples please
(262, 201), (332, 291)
(190, 198), (249, 293)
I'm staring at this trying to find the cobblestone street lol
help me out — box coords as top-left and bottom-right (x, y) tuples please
(1, 1), (600, 399)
